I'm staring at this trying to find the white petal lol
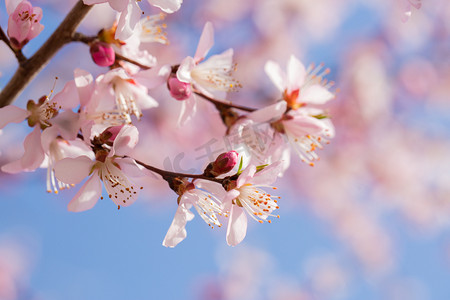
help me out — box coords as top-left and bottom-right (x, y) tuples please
(249, 161), (282, 186)
(177, 56), (195, 83)
(54, 156), (94, 184)
(226, 205), (247, 246)
(287, 55), (306, 91)
(51, 81), (79, 110)
(68, 173), (102, 212)
(0, 106), (29, 129)
(115, 2), (141, 40)
(101, 161), (139, 207)
(162, 203), (194, 248)
(147, 0), (182, 13)
(194, 22), (214, 62)
(110, 125), (139, 157)
(247, 101), (286, 123)
(21, 126), (45, 171)
(74, 68), (94, 108)
(264, 60), (286, 92)
(236, 165), (256, 188)
(300, 84), (334, 105)
(177, 94), (196, 127)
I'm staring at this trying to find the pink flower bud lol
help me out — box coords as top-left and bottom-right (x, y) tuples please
(211, 151), (239, 176)
(168, 74), (192, 101)
(7, 1), (44, 50)
(90, 42), (115, 67)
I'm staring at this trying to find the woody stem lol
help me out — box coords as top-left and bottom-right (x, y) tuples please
(0, 0), (93, 108)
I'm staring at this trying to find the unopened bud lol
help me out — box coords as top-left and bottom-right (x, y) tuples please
(90, 41), (115, 67)
(168, 74), (192, 101)
(205, 151), (239, 177)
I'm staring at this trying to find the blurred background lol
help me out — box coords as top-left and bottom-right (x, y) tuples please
(1, 0), (450, 299)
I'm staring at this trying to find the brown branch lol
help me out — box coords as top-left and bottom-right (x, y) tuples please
(193, 90), (256, 112)
(133, 158), (223, 183)
(115, 53), (152, 70)
(0, 1), (93, 108)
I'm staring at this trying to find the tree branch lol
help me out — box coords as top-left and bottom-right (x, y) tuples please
(194, 90), (256, 112)
(0, 1), (93, 108)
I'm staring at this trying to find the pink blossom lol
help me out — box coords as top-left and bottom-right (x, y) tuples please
(222, 162), (282, 246)
(95, 68), (159, 123)
(175, 22), (241, 126)
(163, 180), (223, 247)
(54, 125), (143, 212)
(83, 0), (181, 40)
(0, 93), (81, 177)
(6, 0), (44, 49)
(265, 55), (334, 110)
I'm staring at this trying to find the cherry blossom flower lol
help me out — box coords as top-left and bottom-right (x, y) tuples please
(263, 55), (335, 165)
(6, 0), (44, 49)
(265, 55), (335, 110)
(95, 68), (159, 123)
(0, 92), (80, 176)
(175, 22), (241, 125)
(222, 162), (282, 246)
(54, 125), (143, 212)
(83, 0), (181, 40)
(163, 180), (223, 247)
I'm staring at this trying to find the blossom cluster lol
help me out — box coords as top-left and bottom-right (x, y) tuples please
(0, 0), (338, 247)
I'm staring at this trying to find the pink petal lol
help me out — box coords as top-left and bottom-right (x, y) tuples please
(196, 180), (227, 199)
(264, 60), (286, 93)
(226, 205), (247, 246)
(83, 0), (107, 5)
(194, 22), (214, 63)
(51, 81), (79, 110)
(74, 68), (94, 108)
(108, 0), (128, 11)
(117, 157), (145, 178)
(247, 101), (286, 123)
(134, 65), (171, 90)
(249, 161), (282, 186)
(177, 56), (195, 83)
(177, 94), (196, 127)
(0, 106), (29, 129)
(68, 172), (102, 212)
(284, 115), (327, 136)
(162, 204), (194, 248)
(115, 2), (141, 40)
(49, 110), (81, 141)
(110, 125), (139, 157)
(40, 126), (59, 153)
(287, 55), (306, 91)
(2, 126), (44, 173)
(6, 0), (22, 14)
(54, 156), (94, 184)
(236, 165), (256, 188)
(20, 126), (44, 170)
(300, 84), (334, 105)
(147, 0), (182, 13)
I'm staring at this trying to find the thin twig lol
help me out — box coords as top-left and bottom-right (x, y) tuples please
(115, 53), (152, 70)
(194, 90), (256, 112)
(0, 1), (93, 108)
(72, 32), (152, 70)
(133, 158), (223, 183)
